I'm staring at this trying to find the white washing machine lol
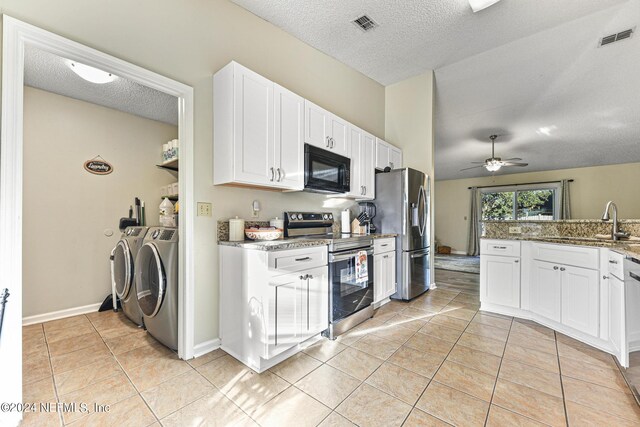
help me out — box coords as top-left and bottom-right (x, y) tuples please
(135, 227), (178, 350)
(110, 226), (148, 326)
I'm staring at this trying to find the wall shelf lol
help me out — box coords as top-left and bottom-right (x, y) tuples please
(157, 158), (179, 171)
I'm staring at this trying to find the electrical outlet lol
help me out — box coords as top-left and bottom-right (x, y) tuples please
(509, 226), (522, 234)
(251, 209), (259, 218)
(197, 202), (212, 217)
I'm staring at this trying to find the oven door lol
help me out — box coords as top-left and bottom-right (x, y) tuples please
(304, 144), (350, 193)
(329, 248), (374, 323)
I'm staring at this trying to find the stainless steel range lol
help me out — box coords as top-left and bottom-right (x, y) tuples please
(284, 212), (375, 339)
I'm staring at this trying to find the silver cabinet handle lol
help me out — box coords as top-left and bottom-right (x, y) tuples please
(560, 267), (566, 271)
(381, 244), (388, 247)
(383, 255), (389, 259)
(330, 138), (335, 148)
(609, 260), (618, 264)
(270, 167), (275, 181)
(326, 136), (331, 148)
(603, 275), (609, 280)
(390, 162), (394, 169)
(307, 275), (314, 280)
(514, 260), (519, 263)
(364, 185), (367, 195)
(299, 275), (306, 280)
(0, 288), (9, 342)
(295, 257), (311, 262)
(493, 246), (507, 250)
(553, 266), (559, 270)
(276, 168), (282, 182)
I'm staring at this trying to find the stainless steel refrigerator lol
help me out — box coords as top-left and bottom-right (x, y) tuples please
(373, 168), (430, 300)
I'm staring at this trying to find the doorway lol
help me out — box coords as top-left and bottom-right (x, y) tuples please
(0, 16), (194, 426)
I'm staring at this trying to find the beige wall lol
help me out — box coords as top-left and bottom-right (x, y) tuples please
(435, 162), (640, 253)
(1, 0), (386, 343)
(385, 71), (436, 283)
(22, 87), (178, 317)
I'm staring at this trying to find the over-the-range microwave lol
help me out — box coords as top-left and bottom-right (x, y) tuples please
(304, 144), (351, 194)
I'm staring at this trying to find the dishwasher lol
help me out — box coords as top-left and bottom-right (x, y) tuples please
(620, 256), (640, 404)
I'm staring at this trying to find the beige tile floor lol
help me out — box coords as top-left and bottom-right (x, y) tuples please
(22, 270), (640, 426)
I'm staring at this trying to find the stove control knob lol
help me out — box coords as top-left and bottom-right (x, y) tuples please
(328, 214), (333, 220)
(323, 214), (328, 220)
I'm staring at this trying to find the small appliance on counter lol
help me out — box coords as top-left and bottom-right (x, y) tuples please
(358, 202), (377, 234)
(228, 216), (245, 241)
(283, 211), (375, 339)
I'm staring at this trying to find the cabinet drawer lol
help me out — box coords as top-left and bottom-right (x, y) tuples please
(607, 250), (624, 280)
(268, 246), (327, 274)
(481, 240), (520, 257)
(374, 238), (395, 254)
(532, 243), (598, 270)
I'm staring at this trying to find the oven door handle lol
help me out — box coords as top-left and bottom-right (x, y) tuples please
(329, 248), (374, 262)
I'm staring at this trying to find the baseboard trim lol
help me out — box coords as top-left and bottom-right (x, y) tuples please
(193, 338), (221, 358)
(451, 250), (467, 255)
(23, 302), (103, 326)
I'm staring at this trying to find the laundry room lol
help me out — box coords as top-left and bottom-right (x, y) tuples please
(21, 45), (179, 323)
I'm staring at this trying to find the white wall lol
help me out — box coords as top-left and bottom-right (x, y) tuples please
(1, 0), (386, 344)
(435, 162), (640, 253)
(22, 87), (178, 317)
(385, 71), (436, 283)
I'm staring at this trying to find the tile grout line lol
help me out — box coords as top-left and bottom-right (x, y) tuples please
(481, 315), (513, 426)
(554, 331), (571, 427)
(41, 321), (65, 427)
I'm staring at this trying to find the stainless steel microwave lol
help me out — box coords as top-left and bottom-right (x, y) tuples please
(304, 144), (351, 194)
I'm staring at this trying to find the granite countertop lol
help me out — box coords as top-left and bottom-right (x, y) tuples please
(482, 219), (640, 224)
(482, 236), (640, 259)
(219, 233), (398, 252)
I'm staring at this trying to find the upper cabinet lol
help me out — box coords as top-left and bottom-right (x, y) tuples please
(213, 62), (303, 191)
(348, 126), (375, 200)
(305, 100), (350, 158)
(375, 138), (403, 170)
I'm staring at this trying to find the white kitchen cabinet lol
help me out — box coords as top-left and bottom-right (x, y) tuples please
(609, 274), (626, 360)
(213, 62), (303, 190)
(375, 138), (402, 170)
(304, 100), (350, 157)
(530, 260), (562, 323)
(480, 254), (521, 308)
(374, 238), (396, 304)
(561, 265), (600, 337)
(220, 245), (328, 372)
(348, 126), (375, 199)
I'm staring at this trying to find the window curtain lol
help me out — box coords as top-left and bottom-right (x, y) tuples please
(467, 187), (480, 256)
(559, 179), (572, 219)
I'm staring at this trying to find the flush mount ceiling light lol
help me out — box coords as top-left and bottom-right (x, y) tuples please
(469, 0), (502, 13)
(67, 61), (118, 84)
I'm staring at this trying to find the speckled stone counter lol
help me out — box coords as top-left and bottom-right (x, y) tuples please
(218, 233), (398, 252)
(482, 219), (640, 259)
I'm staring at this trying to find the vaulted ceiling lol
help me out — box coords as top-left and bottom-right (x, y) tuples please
(231, 0), (639, 180)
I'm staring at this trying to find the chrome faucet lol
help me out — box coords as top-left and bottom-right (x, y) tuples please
(601, 201), (630, 241)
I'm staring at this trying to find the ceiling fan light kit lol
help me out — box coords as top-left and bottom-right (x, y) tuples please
(461, 134), (529, 173)
(468, 0), (502, 13)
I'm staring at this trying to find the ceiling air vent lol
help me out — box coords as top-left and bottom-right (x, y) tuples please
(352, 15), (378, 32)
(599, 27), (635, 47)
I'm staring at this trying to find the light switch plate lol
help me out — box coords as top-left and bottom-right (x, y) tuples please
(509, 226), (522, 234)
(197, 202), (212, 217)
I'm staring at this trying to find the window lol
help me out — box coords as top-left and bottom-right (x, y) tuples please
(480, 183), (560, 221)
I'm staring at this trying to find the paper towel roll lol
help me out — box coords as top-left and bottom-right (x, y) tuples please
(229, 216), (245, 241)
(341, 209), (351, 235)
(269, 217), (284, 229)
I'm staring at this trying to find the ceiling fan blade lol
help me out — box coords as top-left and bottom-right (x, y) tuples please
(460, 165), (485, 171)
(502, 162), (528, 167)
(502, 158), (522, 161)
(470, 161), (486, 164)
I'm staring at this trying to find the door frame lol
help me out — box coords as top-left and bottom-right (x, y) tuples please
(1, 13), (195, 376)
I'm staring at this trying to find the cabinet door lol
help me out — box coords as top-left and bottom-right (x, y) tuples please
(347, 127), (362, 198)
(384, 252), (397, 298)
(305, 266), (329, 338)
(530, 260), (562, 323)
(561, 266), (599, 337)
(361, 132), (376, 199)
(305, 100), (329, 150)
(274, 84), (304, 190)
(389, 146), (402, 170)
(233, 66), (274, 185)
(328, 114), (350, 157)
(480, 255), (521, 308)
(609, 275), (625, 356)
(373, 252), (386, 303)
(267, 274), (302, 357)
(375, 138), (390, 170)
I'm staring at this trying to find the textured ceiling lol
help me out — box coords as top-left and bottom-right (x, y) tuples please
(24, 46), (178, 125)
(230, 0), (628, 85)
(435, 0), (640, 179)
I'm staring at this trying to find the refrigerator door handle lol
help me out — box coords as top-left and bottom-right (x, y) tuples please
(416, 186), (425, 237)
(420, 185), (428, 238)
(410, 250), (430, 259)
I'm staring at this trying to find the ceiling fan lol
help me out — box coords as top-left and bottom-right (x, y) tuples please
(461, 135), (528, 172)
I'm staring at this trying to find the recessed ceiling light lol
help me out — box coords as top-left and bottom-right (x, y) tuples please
(67, 61), (118, 84)
(469, 0), (502, 13)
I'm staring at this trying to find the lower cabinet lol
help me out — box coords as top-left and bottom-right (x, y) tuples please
(561, 265), (599, 338)
(267, 266), (328, 358)
(374, 251), (396, 303)
(530, 260), (562, 323)
(480, 254), (520, 308)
